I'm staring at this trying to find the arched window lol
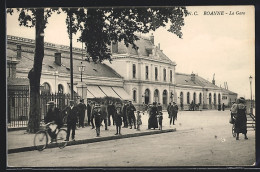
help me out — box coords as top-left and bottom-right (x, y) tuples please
(155, 67), (158, 80)
(133, 90), (137, 102)
(163, 68), (166, 81)
(180, 92), (183, 104)
(144, 89), (150, 104)
(187, 92), (190, 104)
(154, 89), (159, 103)
(145, 66), (149, 79)
(133, 64), (136, 78)
(170, 70), (173, 82)
(199, 93), (202, 104)
(218, 93), (221, 104)
(58, 84), (64, 94)
(209, 93), (212, 104)
(41, 82), (51, 94)
(214, 93), (216, 105)
(193, 92), (196, 104)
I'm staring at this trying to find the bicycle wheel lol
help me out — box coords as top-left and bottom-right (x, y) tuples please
(34, 130), (48, 151)
(232, 124), (236, 137)
(56, 129), (67, 149)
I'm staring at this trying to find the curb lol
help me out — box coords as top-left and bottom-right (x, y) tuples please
(8, 128), (176, 154)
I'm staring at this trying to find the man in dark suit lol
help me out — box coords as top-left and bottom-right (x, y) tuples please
(87, 101), (92, 126)
(122, 101), (129, 128)
(77, 99), (87, 128)
(100, 101), (108, 130)
(107, 101), (115, 126)
(65, 100), (78, 141)
(45, 101), (63, 143)
(127, 101), (136, 129)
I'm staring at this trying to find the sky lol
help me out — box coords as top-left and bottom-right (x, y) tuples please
(6, 6), (255, 99)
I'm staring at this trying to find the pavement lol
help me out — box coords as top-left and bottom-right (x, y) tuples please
(7, 110), (255, 167)
(8, 111), (176, 154)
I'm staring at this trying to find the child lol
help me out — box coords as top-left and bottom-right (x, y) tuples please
(136, 111), (142, 131)
(157, 111), (163, 130)
(92, 104), (102, 137)
(114, 105), (123, 135)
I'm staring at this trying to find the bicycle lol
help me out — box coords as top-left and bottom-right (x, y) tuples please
(34, 121), (67, 151)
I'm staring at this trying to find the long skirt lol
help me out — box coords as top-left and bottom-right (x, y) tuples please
(235, 115), (247, 134)
(148, 115), (158, 129)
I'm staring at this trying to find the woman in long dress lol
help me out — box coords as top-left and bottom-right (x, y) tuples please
(148, 102), (158, 129)
(234, 98), (248, 140)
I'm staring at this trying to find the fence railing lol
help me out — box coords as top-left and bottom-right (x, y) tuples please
(8, 88), (79, 128)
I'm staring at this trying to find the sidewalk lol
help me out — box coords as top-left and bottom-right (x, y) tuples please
(8, 112), (176, 154)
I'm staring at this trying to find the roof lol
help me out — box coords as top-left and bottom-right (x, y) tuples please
(220, 88), (237, 95)
(116, 36), (173, 64)
(175, 73), (220, 89)
(6, 47), (122, 79)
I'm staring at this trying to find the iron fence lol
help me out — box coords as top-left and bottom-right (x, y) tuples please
(8, 88), (79, 128)
(7, 87), (29, 128)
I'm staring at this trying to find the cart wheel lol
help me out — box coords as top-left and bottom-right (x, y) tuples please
(56, 129), (67, 149)
(34, 130), (48, 151)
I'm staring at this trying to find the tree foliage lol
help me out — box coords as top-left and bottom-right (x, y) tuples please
(7, 7), (188, 62)
(7, 7), (187, 132)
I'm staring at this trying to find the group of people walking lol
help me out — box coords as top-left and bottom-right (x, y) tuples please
(80, 100), (143, 137)
(167, 102), (179, 125)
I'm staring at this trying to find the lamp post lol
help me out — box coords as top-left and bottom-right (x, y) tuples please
(69, 11), (74, 100)
(249, 75), (253, 114)
(53, 71), (58, 105)
(78, 61), (86, 99)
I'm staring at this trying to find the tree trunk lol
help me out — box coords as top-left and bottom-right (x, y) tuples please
(27, 8), (45, 133)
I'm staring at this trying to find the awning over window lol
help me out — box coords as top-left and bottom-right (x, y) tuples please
(87, 85), (106, 98)
(112, 87), (132, 100)
(86, 89), (95, 99)
(99, 86), (121, 98)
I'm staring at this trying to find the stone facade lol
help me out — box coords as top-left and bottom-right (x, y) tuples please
(6, 34), (237, 109)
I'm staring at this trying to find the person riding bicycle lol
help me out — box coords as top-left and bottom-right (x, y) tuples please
(44, 101), (63, 143)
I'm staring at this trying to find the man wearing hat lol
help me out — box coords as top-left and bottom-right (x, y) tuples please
(65, 100), (78, 141)
(92, 104), (102, 137)
(127, 101), (136, 129)
(172, 102), (178, 124)
(44, 101), (63, 143)
(77, 99), (87, 128)
(87, 101), (92, 126)
(122, 101), (129, 128)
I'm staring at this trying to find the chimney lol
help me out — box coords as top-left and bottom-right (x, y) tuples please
(150, 33), (154, 44)
(17, 44), (21, 59)
(212, 73), (215, 85)
(54, 52), (61, 66)
(158, 43), (160, 50)
(191, 73), (195, 81)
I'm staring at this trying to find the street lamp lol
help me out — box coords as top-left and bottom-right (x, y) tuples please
(249, 75), (253, 114)
(78, 62), (86, 99)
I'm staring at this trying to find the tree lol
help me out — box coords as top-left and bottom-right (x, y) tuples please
(7, 7), (188, 133)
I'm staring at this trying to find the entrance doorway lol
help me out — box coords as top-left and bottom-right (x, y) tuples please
(144, 89), (150, 104)
(163, 90), (168, 106)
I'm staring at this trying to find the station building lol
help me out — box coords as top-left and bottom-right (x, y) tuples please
(7, 34), (237, 111)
